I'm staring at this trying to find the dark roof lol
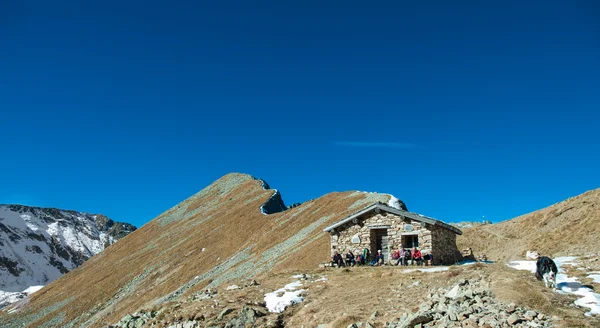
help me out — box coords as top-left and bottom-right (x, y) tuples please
(322, 202), (462, 235)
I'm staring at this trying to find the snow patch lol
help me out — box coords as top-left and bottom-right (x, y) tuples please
(403, 266), (450, 273)
(387, 195), (402, 209)
(506, 260), (537, 273)
(20, 215), (39, 231)
(46, 222), (58, 236)
(587, 273), (600, 284)
(0, 285), (44, 309)
(506, 256), (600, 316)
(22, 285), (43, 294)
(264, 280), (306, 313)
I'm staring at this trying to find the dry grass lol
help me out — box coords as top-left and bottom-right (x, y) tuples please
(157, 262), (599, 327)
(0, 173), (392, 327)
(487, 263), (600, 327)
(457, 188), (600, 262)
(283, 266), (486, 327)
(2, 176), (598, 327)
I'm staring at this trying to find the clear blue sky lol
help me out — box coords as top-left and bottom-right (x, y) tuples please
(1, 1), (599, 227)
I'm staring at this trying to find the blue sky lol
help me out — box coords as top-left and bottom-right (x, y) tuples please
(1, 1), (599, 227)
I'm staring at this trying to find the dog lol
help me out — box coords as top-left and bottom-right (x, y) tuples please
(535, 256), (558, 288)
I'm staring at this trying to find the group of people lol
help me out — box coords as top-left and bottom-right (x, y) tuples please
(331, 247), (432, 268)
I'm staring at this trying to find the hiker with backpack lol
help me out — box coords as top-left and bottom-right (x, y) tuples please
(411, 247), (423, 266)
(332, 251), (344, 268)
(400, 248), (411, 266)
(371, 249), (384, 266)
(345, 250), (356, 267)
(390, 247), (401, 266)
(361, 248), (370, 265)
(423, 253), (433, 266)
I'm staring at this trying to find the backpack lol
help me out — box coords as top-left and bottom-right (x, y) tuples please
(363, 248), (370, 262)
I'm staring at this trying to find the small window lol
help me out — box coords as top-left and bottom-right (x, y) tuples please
(403, 235), (419, 249)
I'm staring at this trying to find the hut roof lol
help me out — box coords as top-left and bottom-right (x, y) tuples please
(322, 202), (462, 235)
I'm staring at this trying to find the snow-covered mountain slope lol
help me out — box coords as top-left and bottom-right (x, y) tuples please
(0, 204), (135, 292)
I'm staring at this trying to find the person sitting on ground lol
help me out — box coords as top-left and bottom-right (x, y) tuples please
(374, 249), (385, 266)
(422, 253), (433, 266)
(400, 248), (411, 266)
(390, 248), (400, 266)
(362, 248), (370, 266)
(345, 250), (356, 267)
(411, 247), (423, 266)
(355, 252), (363, 266)
(332, 251), (344, 268)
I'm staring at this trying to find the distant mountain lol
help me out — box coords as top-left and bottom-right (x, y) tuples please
(0, 204), (135, 293)
(457, 188), (600, 261)
(451, 220), (492, 229)
(0, 173), (401, 327)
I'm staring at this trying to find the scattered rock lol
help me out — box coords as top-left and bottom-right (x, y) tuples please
(225, 285), (241, 291)
(507, 313), (521, 325)
(245, 279), (260, 287)
(445, 284), (460, 299)
(385, 278), (553, 328)
(506, 303), (516, 314)
(218, 308), (233, 320)
(399, 311), (434, 328)
(370, 310), (379, 320)
(524, 310), (538, 320)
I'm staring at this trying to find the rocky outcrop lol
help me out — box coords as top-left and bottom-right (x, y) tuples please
(94, 214), (136, 241)
(387, 278), (554, 328)
(111, 306), (269, 328)
(260, 190), (287, 215)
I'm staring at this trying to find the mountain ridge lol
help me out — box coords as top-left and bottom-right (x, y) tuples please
(457, 187), (600, 261)
(0, 204), (136, 293)
(0, 173), (400, 327)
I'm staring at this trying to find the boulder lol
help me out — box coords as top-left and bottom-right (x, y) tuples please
(399, 312), (434, 328)
(524, 310), (537, 320)
(507, 313), (521, 325)
(445, 285), (461, 299)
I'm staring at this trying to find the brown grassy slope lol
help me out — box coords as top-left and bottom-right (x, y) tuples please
(457, 188), (600, 262)
(115, 263), (597, 328)
(0, 173), (392, 328)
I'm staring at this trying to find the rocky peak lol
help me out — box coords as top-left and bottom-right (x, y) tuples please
(0, 204), (136, 293)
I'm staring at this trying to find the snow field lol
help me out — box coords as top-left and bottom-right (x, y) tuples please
(507, 256), (600, 316)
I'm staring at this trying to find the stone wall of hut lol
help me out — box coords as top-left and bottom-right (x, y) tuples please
(328, 210), (461, 265)
(329, 211), (432, 258)
(430, 225), (463, 265)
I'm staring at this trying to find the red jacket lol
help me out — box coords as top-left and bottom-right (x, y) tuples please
(412, 250), (422, 259)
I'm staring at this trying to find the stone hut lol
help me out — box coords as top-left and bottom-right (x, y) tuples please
(323, 202), (462, 265)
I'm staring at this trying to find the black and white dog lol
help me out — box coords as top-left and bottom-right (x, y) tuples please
(535, 256), (558, 288)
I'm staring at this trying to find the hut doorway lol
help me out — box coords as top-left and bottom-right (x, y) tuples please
(370, 229), (389, 261)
